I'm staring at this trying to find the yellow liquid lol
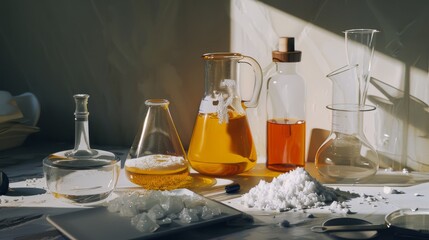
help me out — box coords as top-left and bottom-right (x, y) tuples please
(125, 166), (190, 190)
(125, 155), (191, 190)
(188, 113), (257, 176)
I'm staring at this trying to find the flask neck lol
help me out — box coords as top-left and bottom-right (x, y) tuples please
(331, 109), (364, 136)
(72, 117), (95, 155)
(204, 59), (239, 95)
(275, 62), (298, 74)
(68, 94), (96, 157)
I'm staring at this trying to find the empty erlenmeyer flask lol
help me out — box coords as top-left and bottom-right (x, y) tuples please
(125, 99), (190, 190)
(315, 66), (378, 183)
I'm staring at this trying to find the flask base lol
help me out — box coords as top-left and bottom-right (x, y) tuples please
(52, 191), (113, 205)
(317, 165), (377, 183)
(266, 163), (305, 172)
(190, 161), (255, 177)
(125, 168), (191, 190)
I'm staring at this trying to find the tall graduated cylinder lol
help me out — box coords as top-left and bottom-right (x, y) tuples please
(188, 53), (262, 176)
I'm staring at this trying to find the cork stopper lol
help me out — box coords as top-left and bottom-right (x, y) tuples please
(272, 37), (302, 62)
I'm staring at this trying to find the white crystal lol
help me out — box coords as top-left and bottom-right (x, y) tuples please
(138, 191), (163, 210)
(119, 203), (138, 217)
(183, 195), (206, 208)
(179, 208), (199, 224)
(107, 198), (122, 213)
(161, 195), (184, 214)
(157, 217), (172, 225)
(147, 204), (166, 220)
(201, 206), (213, 220)
(167, 213), (179, 220)
(133, 213), (160, 233)
(211, 207), (221, 216)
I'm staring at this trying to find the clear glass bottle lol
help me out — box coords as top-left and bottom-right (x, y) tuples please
(125, 99), (190, 190)
(266, 37), (306, 172)
(43, 94), (120, 204)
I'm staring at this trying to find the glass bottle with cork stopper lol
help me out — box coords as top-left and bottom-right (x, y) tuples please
(266, 37), (306, 172)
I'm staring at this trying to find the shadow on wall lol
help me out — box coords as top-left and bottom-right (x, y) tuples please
(261, 0), (429, 171)
(261, 0), (429, 71)
(0, 0), (231, 148)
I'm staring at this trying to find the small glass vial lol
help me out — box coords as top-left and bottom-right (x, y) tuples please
(43, 94), (120, 204)
(125, 99), (190, 190)
(266, 37), (306, 172)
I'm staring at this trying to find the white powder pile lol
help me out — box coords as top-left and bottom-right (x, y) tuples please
(125, 155), (186, 171)
(241, 167), (358, 211)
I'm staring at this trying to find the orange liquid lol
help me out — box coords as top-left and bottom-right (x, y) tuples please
(188, 113), (257, 176)
(125, 166), (190, 190)
(266, 118), (306, 172)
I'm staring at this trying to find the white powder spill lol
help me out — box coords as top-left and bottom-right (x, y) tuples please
(241, 168), (359, 211)
(125, 155), (186, 171)
(383, 186), (404, 194)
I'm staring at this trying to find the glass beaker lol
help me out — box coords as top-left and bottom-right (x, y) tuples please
(368, 95), (404, 171)
(188, 52), (262, 176)
(328, 65), (360, 106)
(344, 29), (379, 105)
(315, 66), (379, 183)
(125, 99), (190, 190)
(43, 94), (120, 204)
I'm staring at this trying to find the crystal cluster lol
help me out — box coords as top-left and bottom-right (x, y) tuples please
(107, 191), (222, 233)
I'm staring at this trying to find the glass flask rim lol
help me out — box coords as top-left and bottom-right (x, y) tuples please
(326, 103), (376, 112)
(343, 29), (380, 34)
(43, 155), (120, 170)
(326, 64), (358, 78)
(145, 99), (169, 106)
(202, 52), (243, 60)
(73, 93), (90, 99)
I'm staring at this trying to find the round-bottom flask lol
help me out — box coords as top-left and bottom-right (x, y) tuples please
(125, 99), (190, 190)
(315, 104), (378, 183)
(43, 94), (120, 204)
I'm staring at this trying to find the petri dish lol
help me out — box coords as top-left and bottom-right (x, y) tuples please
(386, 208), (429, 238)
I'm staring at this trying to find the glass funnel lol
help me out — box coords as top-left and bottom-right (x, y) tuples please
(344, 29), (378, 105)
(43, 94), (120, 204)
(315, 66), (379, 183)
(125, 99), (190, 190)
